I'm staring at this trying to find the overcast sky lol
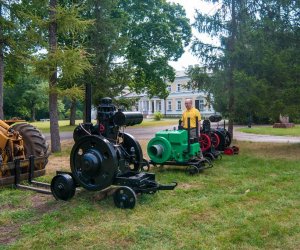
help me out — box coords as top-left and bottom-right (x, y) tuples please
(167, 0), (217, 71)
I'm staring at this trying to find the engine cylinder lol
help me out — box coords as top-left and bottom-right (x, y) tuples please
(113, 111), (143, 126)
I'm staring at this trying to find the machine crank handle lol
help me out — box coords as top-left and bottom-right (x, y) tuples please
(157, 182), (177, 190)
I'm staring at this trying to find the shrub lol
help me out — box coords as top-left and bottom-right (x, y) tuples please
(153, 112), (163, 121)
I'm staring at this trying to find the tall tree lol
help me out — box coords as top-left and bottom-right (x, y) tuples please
(48, 0), (60, 152)
(0, 3), (3, 119)
(0, 1), (30, 119)
(190, 0), (300, 126)
(22, 0), (92, 152)
(122, 0), (191, 97)
(190, 0), (250, 136)
(83, 0), (191, 105)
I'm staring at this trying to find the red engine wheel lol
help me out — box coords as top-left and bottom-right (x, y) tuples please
(211, 132), (220, 148)
(199, 133), (211, 152)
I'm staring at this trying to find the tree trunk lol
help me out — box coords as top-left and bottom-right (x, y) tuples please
(49, 0), (61, 152)
(30, 105), (36, 122)
(0, 4), (4, 119)
(227, 0), (237, 138)
(69, 99), (76, 126)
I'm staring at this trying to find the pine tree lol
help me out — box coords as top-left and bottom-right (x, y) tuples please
(22, 0), (92, 152)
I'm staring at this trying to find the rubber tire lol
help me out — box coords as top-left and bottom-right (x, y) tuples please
(224, 131), (232, 147)
(12, 123), (49, 159)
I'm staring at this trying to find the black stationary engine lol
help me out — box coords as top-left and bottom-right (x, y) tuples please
(72, 97), (144, 174)
(50, 92), (176, 208)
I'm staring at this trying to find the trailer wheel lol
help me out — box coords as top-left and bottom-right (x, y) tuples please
(186, 165), (199, 175)
(224, 131), (232, 147)
(113, 186), (137, 209)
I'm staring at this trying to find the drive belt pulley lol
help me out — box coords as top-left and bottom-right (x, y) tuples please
(70, 135), (118, 191)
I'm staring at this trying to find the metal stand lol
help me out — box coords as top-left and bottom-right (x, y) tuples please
(12, 155), (176, 209)
(149, 157), (212, 175)
(50, 169), (177, 209)
(113, 171), (177, 194)
(14, 156), (52, 195)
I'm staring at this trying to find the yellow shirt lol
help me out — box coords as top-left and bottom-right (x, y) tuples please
(182, 107), (201, 129)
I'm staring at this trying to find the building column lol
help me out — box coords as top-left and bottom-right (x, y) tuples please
(153, 100), (156, 113)
(148, 100), (152, 114)
(141, 100), (144, 114)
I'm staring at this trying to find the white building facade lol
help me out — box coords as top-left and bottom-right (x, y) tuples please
(123, 71), (216, 118)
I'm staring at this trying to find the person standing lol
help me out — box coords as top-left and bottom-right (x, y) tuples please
(181, 98), (201, 138)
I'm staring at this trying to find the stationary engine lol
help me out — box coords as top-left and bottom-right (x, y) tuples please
(147, 118), (212, 175)
(72, 97), (144, 173)
(50, 97), (176, 208)
(147, 129), (201, 163)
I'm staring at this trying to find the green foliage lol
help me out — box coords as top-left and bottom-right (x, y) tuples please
(2, 0), (191, 122)
(189, 0), (300, 124)
(54, 4), (94, 35)
(63, 108), (83, 120)
(83, 0), (191, 103)
(4, 72), (48, 121)
(153, 111), (163, 121)
(121, 0), (191, 97)
(114, 97), (139, 111)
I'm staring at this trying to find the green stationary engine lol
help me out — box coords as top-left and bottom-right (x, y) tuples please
(147, 129), (201, 164)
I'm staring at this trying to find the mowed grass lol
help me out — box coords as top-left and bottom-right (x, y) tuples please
(29, 118), (178, 133)
(30, 120), (86, 133)
(0, 141), (300, 249)
(239, 125), (300, 136)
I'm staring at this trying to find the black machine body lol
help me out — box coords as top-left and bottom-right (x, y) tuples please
(14, 97), (176, 209)
(54, 97), (176, 208)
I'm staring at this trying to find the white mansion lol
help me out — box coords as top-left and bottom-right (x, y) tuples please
(122, 71), (216, 118)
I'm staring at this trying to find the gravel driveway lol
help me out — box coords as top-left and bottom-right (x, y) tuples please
(45, 125), (300, 144)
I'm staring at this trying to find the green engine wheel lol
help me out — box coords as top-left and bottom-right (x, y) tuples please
(147, 136), (172, 164)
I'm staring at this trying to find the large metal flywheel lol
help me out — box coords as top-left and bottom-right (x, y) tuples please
(70, 135), (118, 191)
(118, 132), (143, 171)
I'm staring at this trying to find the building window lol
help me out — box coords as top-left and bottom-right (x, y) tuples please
(177, 100), (182, 110)
(177, 84), (181, 92)
(167, 100), (172, 111)
(167, 85), (171, 92)
(158, 101), (161, 111)
(199, 100), (204, 111)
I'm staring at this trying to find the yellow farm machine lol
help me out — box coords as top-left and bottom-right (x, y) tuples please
(0, 120), (49, 186)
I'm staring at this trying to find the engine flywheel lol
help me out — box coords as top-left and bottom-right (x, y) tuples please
(70, 135), (118, 191)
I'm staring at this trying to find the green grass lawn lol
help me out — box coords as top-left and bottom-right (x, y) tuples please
(29, 118), (178, 133)
(238, 125), (300, 136)
(0, 141), (299, 249)
(30, 120), (85, 133)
